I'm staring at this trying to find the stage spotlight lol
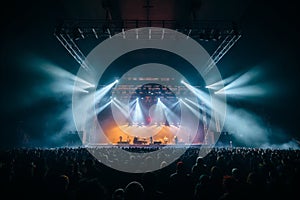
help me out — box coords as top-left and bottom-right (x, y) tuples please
(185, 98), (206, 111)
(214, 89), (225, 94)
(158, 100), (181, 126)
(181, 80), (213, 108)
(180, 99), (200, 118)
(75, 88), (89, 93)
(213, 67), (269, 98)
(112, 99), (129, 118)
(205, 72), (242, 91)
(132, 97), (143, 124)
(95, 100), (112, 114)
(94, 80), (120, 102)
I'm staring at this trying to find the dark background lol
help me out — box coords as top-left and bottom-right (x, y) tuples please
(1, 0), (299, 148)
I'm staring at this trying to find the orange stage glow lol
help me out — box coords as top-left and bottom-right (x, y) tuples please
(99, 117), (192, 145)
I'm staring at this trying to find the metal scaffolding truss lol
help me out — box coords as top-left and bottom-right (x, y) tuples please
(54, 19), (242, 73)
(202, 31), (242, 75)
(55, 32), (90, 70)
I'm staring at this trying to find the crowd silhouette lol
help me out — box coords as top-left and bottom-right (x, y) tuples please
(0, 146), (299, 200)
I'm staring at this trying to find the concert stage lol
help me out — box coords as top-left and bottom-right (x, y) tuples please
(83, 142), (211, 149)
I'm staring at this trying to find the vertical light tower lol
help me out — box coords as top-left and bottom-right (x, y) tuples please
(202, 104), (208, 144)
(210, 93), (222, 145)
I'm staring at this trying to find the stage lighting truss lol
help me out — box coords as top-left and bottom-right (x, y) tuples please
(54, 19), (242, 74)
(111, 83), (201, 101)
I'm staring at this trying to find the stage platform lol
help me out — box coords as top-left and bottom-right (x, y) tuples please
(83, 143), (214, 149)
